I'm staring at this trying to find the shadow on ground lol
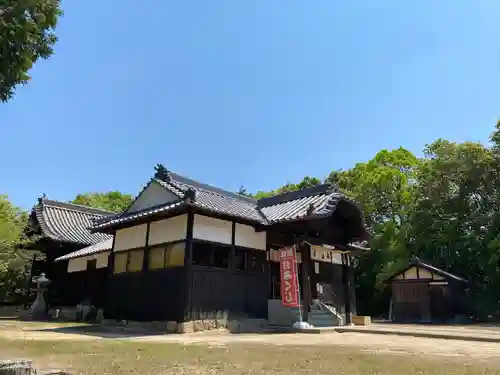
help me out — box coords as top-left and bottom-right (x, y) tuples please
(33, 323), (299, 338)
(32, 324), (167, 339)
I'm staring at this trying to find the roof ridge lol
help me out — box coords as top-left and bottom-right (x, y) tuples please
(153, 164), (257, 204)
(169, 171), (258, 205)
(40, 199), (114, 216)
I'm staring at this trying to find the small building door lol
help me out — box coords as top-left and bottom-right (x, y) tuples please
(392, 282), (430, 322)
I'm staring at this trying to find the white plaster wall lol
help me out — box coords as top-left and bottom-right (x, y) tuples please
(419, 268), (444, 280)
(127, 182), (178, 213)
(67, 251), (109, 273)
(148, 214), (187, 245)
(405, 267), (418, 279)
(311, 247), (343, 264)
(192, 215), (232, 244)
(235, 223), (266, 250)
(403, 267), (444, 280)
(67, 258), (86, 273)
(114, 224), (147, 251)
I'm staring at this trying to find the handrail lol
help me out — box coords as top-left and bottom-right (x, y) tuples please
(316, 300), (343, 325)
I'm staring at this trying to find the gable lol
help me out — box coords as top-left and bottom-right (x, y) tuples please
(394, 266), (445, 281)
(126, 182), (179, 213)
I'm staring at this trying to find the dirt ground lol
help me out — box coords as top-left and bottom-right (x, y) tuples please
(1, 320), (500, 362)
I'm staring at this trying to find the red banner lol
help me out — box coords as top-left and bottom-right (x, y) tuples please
(279, 246), (300, 307)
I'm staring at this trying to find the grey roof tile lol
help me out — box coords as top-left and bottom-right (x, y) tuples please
(54, 238), (113, 262)
(33, 199), (113, 245)
(159, 176), (265, 223)
(91, 166), (364, 232)
(258, 184), (352, 223)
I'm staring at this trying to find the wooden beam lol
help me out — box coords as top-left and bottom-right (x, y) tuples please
(300, 242), (312, 322)
(182, 209), (195, 321)
(342, 254), (352, 325)
(142, 222), (151, 272)
(230, 221), (236, 269)
(107, 232), (117, 279)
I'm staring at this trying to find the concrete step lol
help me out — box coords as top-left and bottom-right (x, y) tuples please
(289, 312), (340, 327)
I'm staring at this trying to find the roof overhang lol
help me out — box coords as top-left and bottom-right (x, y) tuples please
(54, 238), (113, 262)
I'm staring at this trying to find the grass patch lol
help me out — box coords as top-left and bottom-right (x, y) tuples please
(0, 338), (499, 375)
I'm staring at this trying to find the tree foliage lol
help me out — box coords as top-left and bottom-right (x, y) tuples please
(0, 0), (62, 102)
(252, 176), (322, 199)
(71, 191), (134, 213)
(242, 123), (500, 318)
(0, 195), (29, 302)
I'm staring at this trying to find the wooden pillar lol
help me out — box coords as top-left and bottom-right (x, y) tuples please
(300, 242), (312, 322)
(230, 221), (236, 269)
(142, 222), (151, 272)
(183, 210), (195, 321)
(342, 254), (352, 325)
(107, 234), (116, 278)
(310, 260), (318, 300)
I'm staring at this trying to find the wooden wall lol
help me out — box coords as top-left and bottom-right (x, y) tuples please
(190, 266), (269, 319)
(105, 268), (185, 321)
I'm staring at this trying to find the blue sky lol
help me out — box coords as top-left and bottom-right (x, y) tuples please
(2, 1), (500, 210)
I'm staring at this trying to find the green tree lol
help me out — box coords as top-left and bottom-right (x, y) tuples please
(72, 191), (134, 213)
(409, 139), (499, 315)
(237, 185), (252, 197)
(0, 195), (30, 302)
(253, 176), (322, 199)
(333, 148), (420, 315)
(0, 0), (62, 102)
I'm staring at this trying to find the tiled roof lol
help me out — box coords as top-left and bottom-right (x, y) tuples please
(33, 199), (113, 245)
(54, 238), (113, 262)
(157, 172), (265, 223)
(92, 168), (265, 231)
(91, 165), (365, 232)
(258, 184), (356, 224)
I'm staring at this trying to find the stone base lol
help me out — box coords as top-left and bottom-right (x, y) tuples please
(0, 359), (35, 374)
(352, 316), (371, 326)
(100, 316), (269, 334)
(0, 360), (71, 375)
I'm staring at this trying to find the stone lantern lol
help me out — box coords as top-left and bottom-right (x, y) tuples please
(28, 273), (50, 320)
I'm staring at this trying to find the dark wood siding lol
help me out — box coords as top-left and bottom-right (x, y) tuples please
(190, 266), (269, 319)
(105, 268), (185, 321)
(392, 281), (430, 322)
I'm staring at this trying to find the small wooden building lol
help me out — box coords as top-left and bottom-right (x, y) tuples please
(39, 164), (370, 326)
(388, 258), (468, 323)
